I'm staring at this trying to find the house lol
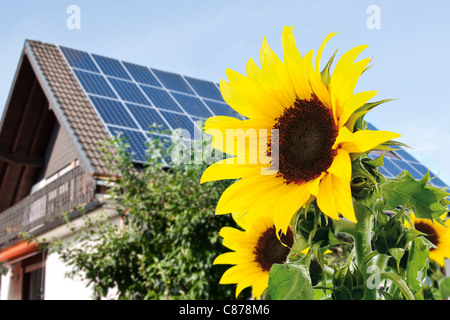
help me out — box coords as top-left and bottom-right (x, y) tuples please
(0, 40), (447, 300)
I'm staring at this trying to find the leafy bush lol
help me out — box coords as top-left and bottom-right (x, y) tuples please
(51, 131), (242, 300)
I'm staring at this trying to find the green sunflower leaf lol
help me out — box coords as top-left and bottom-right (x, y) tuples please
(268, 263), (313, 300)
(406, 237), (433, 293)
(439, 277), (450, 299)
(331, 285), (352, 300)
(380, 170), (450, 221)
(388, 248), (405, 273)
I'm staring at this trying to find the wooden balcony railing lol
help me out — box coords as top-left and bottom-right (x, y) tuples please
(0, 166), (96, 246)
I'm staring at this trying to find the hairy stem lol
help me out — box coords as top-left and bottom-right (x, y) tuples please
(333, 207), (376, 299)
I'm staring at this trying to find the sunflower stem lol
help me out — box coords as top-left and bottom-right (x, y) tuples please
(333, 209), (377, 299)
(353, 210), (377, 300)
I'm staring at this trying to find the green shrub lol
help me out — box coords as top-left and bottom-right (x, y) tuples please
(51, 132), (241, 300)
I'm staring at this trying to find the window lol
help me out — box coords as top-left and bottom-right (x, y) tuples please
(21, 252), (46, 300)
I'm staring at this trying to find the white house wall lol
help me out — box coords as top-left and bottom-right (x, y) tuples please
(1, 205), (120, 300)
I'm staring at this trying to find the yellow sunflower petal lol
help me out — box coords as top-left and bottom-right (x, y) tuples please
(251, 273), (270, 299)
(225, 68), (284, 120)
(304, 49), (331, 108)
(316, 173), (340, 220)
(220, 79), (260, 119)
(215, 175), (283, 215)
(331, 174), (356, 223)
(213, 251), (254, 265)
(281, 25), (312, 100)
(219, 262), (261, 285)
(204, 116), (272, 156)
(221, 177), (286, 216)
(338, 90), (378, 127)
(327, 148), (351, 184)
(273, 178), (320, 234)
(332, 44), (369, 77)
(200, 158), (264, 184)
(234, 267), (267, 298)
(260, 36), (296, 107)
(330, 57), (372, 117)
(218, 227), (247, 245)
(336, 126), (401, 153)
(315, 32), (338, 72)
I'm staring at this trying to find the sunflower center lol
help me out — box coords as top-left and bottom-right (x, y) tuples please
(414, 222), (439, 251)
(253, 226), (294, 272)
(271, 96), (338, 185)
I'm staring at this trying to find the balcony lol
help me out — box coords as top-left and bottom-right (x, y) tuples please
(0, 166), (97, 247)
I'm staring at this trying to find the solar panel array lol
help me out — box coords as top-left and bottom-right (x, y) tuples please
(59, 45), (447, 189)
(59, 45), (239, 163)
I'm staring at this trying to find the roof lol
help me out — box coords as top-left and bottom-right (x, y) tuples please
(26, 40), (111, 174)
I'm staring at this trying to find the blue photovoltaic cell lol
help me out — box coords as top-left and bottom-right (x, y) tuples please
(379, 166), (393, 178)
(393, 149), (419, 163)
(125, 103), (169, 132)
(122, 62), (161, 87)
(152, 69), (194, 94)
(410, 164), (447, 188)
(171, 92), (213, 118)
(410, 163), (434, 177)
(139, 85), (183, 113)
(73, 70), (117, 98)
(60, 46), (99, 73)
(108, 126), (148, 162)
(366, 122), (378, 131)
(158, 110), (198, 138)
(89, 96), (138, 128)
(382, 157), (402, 177)
(92, 54), (131, 80)
(202, 100), (237, 118)
(430, 176), (447, 188)
(185, 76), (224, 101)
(108, 78), (150, 105)
(391, 158), (423, 179)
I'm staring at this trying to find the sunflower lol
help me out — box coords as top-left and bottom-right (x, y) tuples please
(213, 212), (296, 298)
(201, 26), (400, 234)
(406, 212), (450, 267)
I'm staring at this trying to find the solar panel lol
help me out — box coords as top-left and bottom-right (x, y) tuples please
(89, 96), (138, 129)
(107, 126), (149, 162)
(151, 69), (194, 94)
(171, 92), (213, 118)
(391, 158), (423, 180)
(57, 44), (449, 188)
(60, 46), (99, 72)
(60, 45), (242, 163)
(108, 78), (151, 106)
(185, 76), (224, 101)
(126, 103), (170, 132)
(92, 54), (131, 80)
(123, 62), (161, 87)
(159, 110), (198, 138)
(139, 85), (183, 112)
(392, 149), (419, 163)
(203, 100), (239, 118)
(73, 70), (117, 98)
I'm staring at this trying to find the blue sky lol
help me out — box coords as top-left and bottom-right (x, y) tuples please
(1, 0), (449, 184)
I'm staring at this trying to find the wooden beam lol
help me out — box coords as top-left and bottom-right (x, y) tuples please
(0, 151), (44, 167)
